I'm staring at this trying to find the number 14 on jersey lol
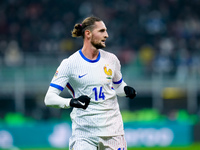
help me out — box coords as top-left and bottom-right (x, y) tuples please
(92, 87), (105, 101)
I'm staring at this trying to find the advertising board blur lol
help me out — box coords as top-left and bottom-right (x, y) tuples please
(124, 122), (192, 147)
(0, 121), (192, 149)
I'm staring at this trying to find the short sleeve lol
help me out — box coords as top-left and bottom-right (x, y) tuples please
(50, 59), (69, 91)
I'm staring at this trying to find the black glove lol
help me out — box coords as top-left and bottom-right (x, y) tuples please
(70, 95), (91, 109)
(124, 86), (136, 99)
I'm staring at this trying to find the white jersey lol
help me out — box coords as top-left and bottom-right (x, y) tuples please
(50, 49), (125, 137)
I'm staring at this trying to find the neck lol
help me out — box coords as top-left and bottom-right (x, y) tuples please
(81, 45), (99, 60)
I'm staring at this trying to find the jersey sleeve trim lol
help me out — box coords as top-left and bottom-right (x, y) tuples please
(79, 49), (100, 63)
(50, 83), (64, 91)
(113, 78), (123, 84)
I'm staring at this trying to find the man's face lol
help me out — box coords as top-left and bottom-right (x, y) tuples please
(90, 21), (109, 49)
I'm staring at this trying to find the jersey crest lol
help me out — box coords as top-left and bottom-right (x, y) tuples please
(104, 65), (112, 79)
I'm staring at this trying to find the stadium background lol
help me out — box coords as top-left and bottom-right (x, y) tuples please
(0, 0), (200, 149)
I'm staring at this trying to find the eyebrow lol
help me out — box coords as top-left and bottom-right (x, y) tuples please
(99, 28), (107, 32)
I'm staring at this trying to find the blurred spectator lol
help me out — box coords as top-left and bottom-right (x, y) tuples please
(176, 49), (190, 80)
(138, 45), (155, 75)
(4, 40), (23, 67)
(144, 10), (166, 35)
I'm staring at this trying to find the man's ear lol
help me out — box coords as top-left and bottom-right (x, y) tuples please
(84, 30), (91, 39)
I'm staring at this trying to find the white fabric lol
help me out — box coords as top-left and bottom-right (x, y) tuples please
(45, 49), (127, 137)
(113, 80), (127, 97)
(69, 135), (127, 150)
(44, 86), (71, 108)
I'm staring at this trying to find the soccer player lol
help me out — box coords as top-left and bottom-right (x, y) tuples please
(44, 16), (136, 150)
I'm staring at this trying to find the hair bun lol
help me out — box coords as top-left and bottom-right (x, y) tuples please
(72, 23), (83, 37)
(74, 24), (82, 30)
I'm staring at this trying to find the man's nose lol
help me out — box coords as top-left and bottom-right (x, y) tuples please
(105, 32), (109, 38)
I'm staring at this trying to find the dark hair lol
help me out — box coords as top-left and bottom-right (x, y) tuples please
(71, 16), (102, 38)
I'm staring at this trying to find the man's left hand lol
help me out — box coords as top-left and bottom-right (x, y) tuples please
(124, 86), (137, 99)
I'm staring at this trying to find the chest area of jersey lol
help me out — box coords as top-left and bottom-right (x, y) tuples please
(69, 63), (114, 86)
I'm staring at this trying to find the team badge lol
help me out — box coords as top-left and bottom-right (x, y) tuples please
(104, 65), (112, 79)
(54, 70), (58, 77)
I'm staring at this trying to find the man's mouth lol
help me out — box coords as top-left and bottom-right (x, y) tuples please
(101, 40), (106, 43)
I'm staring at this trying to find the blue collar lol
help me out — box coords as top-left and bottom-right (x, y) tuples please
(79, 49), (100, 63)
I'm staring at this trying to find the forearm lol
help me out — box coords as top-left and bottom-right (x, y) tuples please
(44, 86), (71, 109)
(113, 80), (127, 97)
(113, 81), (137, 99)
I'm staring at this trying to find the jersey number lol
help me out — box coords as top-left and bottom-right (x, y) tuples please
(92, 87), (105, 101)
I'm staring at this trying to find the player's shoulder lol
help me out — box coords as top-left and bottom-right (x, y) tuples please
(68, 50), (80, 60)
(59, 50), (80, 68)
(61, 50), (79, 63)
(100, 49), (118, 61)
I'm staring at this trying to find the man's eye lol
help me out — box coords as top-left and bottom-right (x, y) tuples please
(100, 29), (105, 32)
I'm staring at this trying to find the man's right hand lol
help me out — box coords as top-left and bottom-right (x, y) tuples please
(70, 95), (91, 109)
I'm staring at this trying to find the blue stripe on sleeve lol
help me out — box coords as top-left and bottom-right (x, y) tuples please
(50, 83), (64, 91)
(113, 78), (123, 84)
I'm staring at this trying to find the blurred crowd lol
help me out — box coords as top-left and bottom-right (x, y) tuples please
(0, 0), (200, 79)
